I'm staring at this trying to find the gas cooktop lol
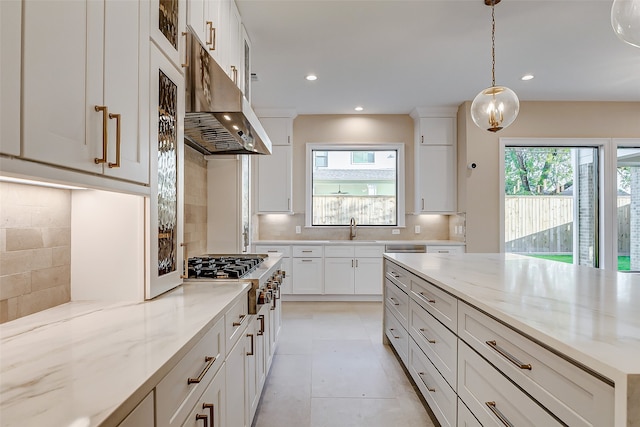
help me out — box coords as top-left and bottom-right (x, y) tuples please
(187, 255), (265, 279)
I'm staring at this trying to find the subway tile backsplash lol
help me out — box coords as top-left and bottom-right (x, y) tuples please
(0, 182), (71, 323)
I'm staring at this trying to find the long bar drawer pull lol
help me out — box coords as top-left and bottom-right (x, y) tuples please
(417, 291), (436, 304)
(387, 297), (400, 306)
(485, 401), (514, 427)
(246, 333), (254, 356)
(233, 314), (246, 327)
(388, 328), (400, 339)
(417, 372), (436, 392)
(419, 328), (436, 344)
(196, 414), (208, 427)
(258, 315), (265, 335)
(203, 403), (214, 427)
(390, 272), (400, 278)
(302, 250), (313, 253)
(486, 340), (532, 370)
(187, 356), (216, 384)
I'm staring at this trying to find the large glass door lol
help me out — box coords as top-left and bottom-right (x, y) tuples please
(616, 146), (640, 271)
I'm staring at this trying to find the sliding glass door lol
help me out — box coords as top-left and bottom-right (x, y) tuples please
(616, 145), (640, 271)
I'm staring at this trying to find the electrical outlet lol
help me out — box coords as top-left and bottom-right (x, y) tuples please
(295, 226), (301, 234)
(392, 229), (400, 235)
(414, 225), (421, 234)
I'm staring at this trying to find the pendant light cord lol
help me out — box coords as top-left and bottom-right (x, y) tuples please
(491, 1), (496, 87)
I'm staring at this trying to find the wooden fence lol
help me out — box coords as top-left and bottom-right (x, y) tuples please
(505, 196), (631, 253)
(312, 195), (396, 225)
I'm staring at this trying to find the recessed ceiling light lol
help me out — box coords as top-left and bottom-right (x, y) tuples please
(521, 74), (534, 81)
(354, 106), (364, 112)
(305, 74), (317, 81)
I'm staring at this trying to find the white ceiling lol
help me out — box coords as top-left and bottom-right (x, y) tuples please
(236, 0), (640, 115)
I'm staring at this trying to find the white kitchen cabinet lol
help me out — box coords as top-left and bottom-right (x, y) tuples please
(413, 117), (457, 214)
(257, 145), (293, 213)
(458, 399), (482, 427)
(22, 0), (149, 185)
(0, 0), (20, 156)
(426, 245), (465, 254)
(255, 245), (292, 294)
(226, 1), (242, 88)
(260, 117), (293, 146)
(324, 245), (384, 295)
(241, 25), (252, 101)
(226, 326), (248, 427)
(147, 44), (185, 299)
(118, 391), (154, 427)
(182, 367), (226, 427)
(292, 257), (323, 294)
(150, 0), (187, 72)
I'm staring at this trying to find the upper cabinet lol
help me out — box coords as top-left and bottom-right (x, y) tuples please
(413, 117), (457, 214)
(187, 0), (222, 65)
(150, 0), (187, 72)
(260, 118), (292, 146)
(0, 0), (21, 157)
(21, 0), (149, 185)
(226, 1), (243, 88)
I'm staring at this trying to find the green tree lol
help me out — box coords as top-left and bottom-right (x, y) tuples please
(505, 147), (573, 195)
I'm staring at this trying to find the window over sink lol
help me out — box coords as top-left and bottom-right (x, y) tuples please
(305, 143), (405, 227)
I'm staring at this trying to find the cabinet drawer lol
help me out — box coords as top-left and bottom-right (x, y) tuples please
(156, 317), (225, 427)
(409, 300), (456, 389)
(458, 301), (614, 427)
(384, 306), (408, 366)
(324, 245), (355, 257)
(225, 296), (250, 355)
(410, 276), (457, 333)
(458, 341), (562, 427)
(385, 279), (409, 329)
(255, 245), (291, 257)
(292, 245), (323, 257)
(457, 399), (481, 427)
(355, 245), (384, 257)
(426, 245), (464, 254)
(181, 365), (225, 427)
(384, 260), (411, 292)
(408, 339), (456, 427)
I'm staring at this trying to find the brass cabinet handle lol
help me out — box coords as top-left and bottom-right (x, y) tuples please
(232, 314), (246, 327)
(94, 105), (108, 164)
(203, 403), (214, 427)
(387, 297), (400, 306)
(355, 259), (358, 267)
(388, 328), (400, 339)
(180, 243), (188, 279)
(257, 315), (265, 335)
(485, 401), (514, 427)
(419, 328), (436, 344)
(351, 259), (354, 268)
(196, 414), (208, 427)
(390, 271), (400, 278)
(181, 31), (188, 68)
(209, 26), (216, 51)
(417, 291), (436, 304)
(486, 340), (532, 370)
(107, 113), (121, 168)
(187, 356), (216, 384)
(231, 65), (238, 84)
(417, 372), (436, 392)
(205, 21), (213, 45)
(246, 333), (254, 356)
(271, 292), (277, 310)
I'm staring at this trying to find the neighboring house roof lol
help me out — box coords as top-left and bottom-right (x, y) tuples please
(313, 168), (395, 181)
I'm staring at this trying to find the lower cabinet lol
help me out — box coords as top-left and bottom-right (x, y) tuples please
(292, 257), (323, 294)
(182, 367), (226, 427)
(457, 399), (482, 427)
(323, 245), (384, 295)
(226, 325), (249, 427)
(118, 391), (154, 427)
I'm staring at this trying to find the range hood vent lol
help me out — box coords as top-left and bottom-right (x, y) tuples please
(184, 30), (271, 156)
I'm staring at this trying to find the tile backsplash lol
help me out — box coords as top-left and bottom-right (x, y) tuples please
(184, 146), (208, 256)
(0, 182), (71, 323)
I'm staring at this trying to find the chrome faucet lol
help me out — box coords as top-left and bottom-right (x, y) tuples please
(349, 217), (357, 240)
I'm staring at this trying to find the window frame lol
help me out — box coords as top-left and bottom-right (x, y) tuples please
(305, 143), (406, 228)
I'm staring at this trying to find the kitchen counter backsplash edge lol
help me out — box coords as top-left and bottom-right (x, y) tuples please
(253, 239), (465, 245)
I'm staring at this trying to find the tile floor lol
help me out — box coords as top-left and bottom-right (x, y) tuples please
(252, 301), (436, 427)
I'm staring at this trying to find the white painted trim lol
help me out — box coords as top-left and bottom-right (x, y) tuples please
(304, 142), (406, 228)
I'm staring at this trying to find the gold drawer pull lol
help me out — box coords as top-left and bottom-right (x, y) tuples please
(387, 297), (400, 306)
(187, 355), (216, 384)
(107, 112), (121, 168)
(417, 291), (436, 304)
(203, 403), (214, 427)
(205, 21), (213, 45)
(419, 328), (436, 344)
(388, 328), (400, 339)
(417, 372), (436, 392)
(209, 26), (217, 51)
(246, 333), (254, 356)
(94, 105), (108, 164)
(390, 271), (400, 278)
(257, 315), (265, 335)
(196, 414), (208, 426)
(233, 314), (246, 327)
(181, 31), (188, 68)
(486, 340), (532, 370)
(485, 401), (514, 427)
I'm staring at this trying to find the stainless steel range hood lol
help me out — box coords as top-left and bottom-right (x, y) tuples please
(184, 30), (272, 156)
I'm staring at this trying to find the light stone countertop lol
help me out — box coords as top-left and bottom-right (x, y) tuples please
(254, 239), (465, 246)
(0, 281), (251, 427)
(384, 252), (640, 426)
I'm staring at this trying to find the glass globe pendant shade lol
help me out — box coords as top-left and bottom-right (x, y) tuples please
(471, 85), (520, 132)
(611, 0), (640, 48)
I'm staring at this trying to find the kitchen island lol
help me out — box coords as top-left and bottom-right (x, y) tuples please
(0, 281), (251, 427)
(384, 252), (640, 427)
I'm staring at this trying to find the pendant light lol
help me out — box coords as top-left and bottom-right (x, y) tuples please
(611, 0), (640, 48)
(471, 0), (519, 133)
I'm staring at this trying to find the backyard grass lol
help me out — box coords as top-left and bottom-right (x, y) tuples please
(527, 254), (631, 271)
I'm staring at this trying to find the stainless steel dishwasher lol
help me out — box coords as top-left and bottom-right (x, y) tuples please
(384, 244), (427, 253)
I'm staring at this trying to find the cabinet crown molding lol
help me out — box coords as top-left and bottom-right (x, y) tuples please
(410, 107), (457, 120)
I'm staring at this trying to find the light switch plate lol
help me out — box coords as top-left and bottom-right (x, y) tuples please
(295, 226), (301, 234)
(414, 225), (421, 234)
(392, 229), (400, 235)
